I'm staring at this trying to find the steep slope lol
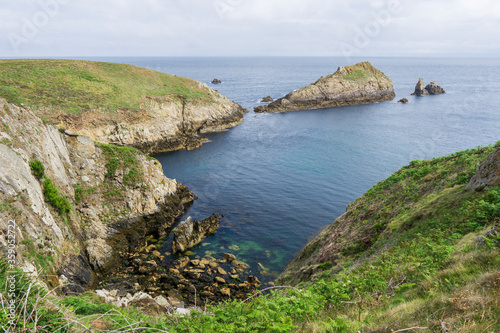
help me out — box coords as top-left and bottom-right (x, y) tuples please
(0, 99), (194, 293)
(255, 61), (395, 113)
(0, 59), (247, 154)
(279, 145), (499, 285)
(1, 142), (498, 332)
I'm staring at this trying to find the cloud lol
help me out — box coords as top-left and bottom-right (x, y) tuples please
(0, 0), (498, 57)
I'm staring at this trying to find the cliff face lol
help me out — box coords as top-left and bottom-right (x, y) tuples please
(0, 99), (193, 292)
(56, 89), (246, 155)
(258, 61), (395, 113)
(0, 59), (247, 155)
(467, 146), (500, 190)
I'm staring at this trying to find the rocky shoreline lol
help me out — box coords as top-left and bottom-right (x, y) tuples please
(97, 246), (264, 310)
(57, 94), (247, 155)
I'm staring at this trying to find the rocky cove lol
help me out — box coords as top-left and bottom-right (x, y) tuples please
(0, 59), (452, 313)
(0, 59), (276, 312)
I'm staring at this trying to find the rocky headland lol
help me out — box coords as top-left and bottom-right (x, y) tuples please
(0, 59), (247, 155)
(0, 60), (253, 311)
(254, 61), (395, 113)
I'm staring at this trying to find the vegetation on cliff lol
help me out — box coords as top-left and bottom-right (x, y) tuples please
(255, 61), (395, 113)
(0, 59), (246, 154)
(0, 59), (211, 115)
(2, 143), (498, 332)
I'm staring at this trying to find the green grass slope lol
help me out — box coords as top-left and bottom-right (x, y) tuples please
(0, 59), (211, 114)
(1, 144), (498, 332)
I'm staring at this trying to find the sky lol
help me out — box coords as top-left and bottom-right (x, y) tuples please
(1, 0), (499, 57)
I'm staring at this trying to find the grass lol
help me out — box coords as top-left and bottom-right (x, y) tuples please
(30, 159), (71, 215)
(0, 59), (213, 114)
(342, 69), (371, 81)
(98, 142), (145, 186)
(3, 145), (499, 332)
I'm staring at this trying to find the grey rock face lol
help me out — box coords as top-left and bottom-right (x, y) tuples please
(467, 146), (500, 190)
(0, 99), (182, 292)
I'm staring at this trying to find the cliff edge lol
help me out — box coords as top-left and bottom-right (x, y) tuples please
(0, 99), (194, 292)
(256, 61), (395, 113)
(0, 59), (247, 154)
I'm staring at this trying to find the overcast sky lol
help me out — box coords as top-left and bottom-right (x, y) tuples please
(2, 0), (499, 57)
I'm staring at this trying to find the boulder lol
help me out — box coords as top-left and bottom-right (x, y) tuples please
(467, 146), (500, 190)
(264, 61), (395, 113)
(211, 78), (221, 84)
(220, 288), (231, 297)
(223, 253), (237, 262)
(261, 96), (273, 103)
(247, 275), (261, 287)
(398, 98), (409, 103)
(254, 105), (267, 113)
(172, 214), (221, 254)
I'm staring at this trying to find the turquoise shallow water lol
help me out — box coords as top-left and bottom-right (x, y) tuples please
(76, 56), (500, 282)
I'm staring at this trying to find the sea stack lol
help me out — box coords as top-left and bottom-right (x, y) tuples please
(411, 78), (445, 96)
(254, 61), (395, 113)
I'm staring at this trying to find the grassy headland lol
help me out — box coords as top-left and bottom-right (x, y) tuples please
(1, 144), (498, 332)
(0, 59), (212, 115)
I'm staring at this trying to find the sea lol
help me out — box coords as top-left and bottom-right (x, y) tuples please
(63, 57), (500, 282)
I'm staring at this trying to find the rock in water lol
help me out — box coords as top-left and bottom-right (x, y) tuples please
(263, 61), (395, 113)
(172, 214), (221, 253)
(425, 81), (446, 95)
(211, 78), (221, 84)
(261, 96), (273, 102)
(253, 105), (267, 113)
(398, 98), (409, 103)
(411, 78), (445, 96)
(412, 78), (429, 96)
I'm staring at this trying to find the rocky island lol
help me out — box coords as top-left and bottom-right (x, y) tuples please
(254, 61), (395, 113)
(0, 59), (247, 155)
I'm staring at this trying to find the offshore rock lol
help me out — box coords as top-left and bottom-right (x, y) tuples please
(412, 78), (429, 96)
(263, 61), (395, 113)
(398, 98), (409, 103)
(172, 213), (221, 254)
(467, 145), (500, 190)
(425, 81), (446, 95)
(411, 78), (445, 96)
(261, 96), (273, 102)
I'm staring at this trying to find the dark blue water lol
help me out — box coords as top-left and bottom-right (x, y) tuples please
(79, 57), (500, 282)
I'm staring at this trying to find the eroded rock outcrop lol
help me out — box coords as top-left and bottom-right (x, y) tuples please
(255, 62), (395, 113)
(411, 78), (445, 96)
(171, 213), (221, 254)
(467, 145), (500, 190)
(0, 99), (194, 292)
(57, 90), (247, 155)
